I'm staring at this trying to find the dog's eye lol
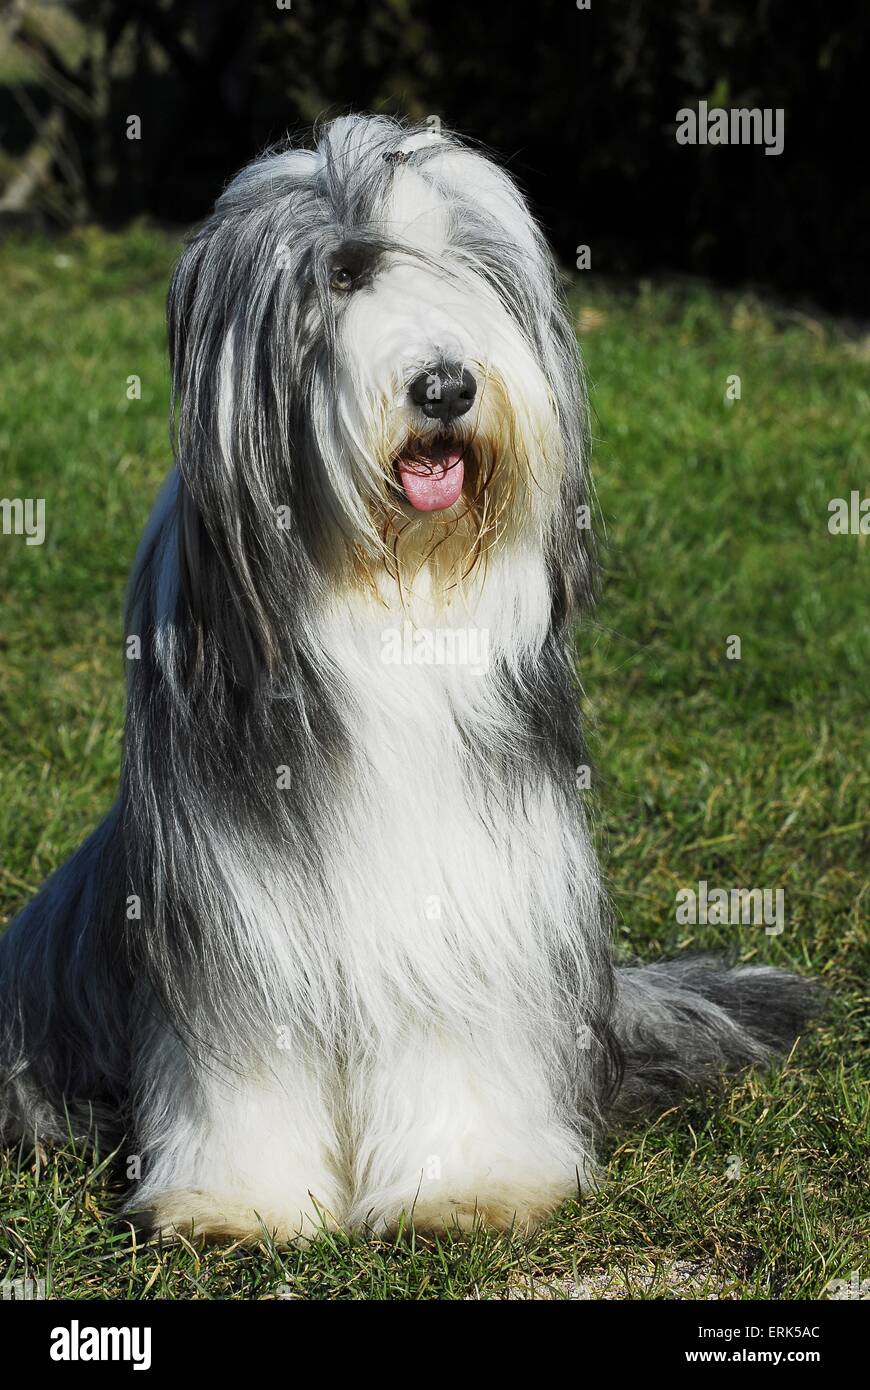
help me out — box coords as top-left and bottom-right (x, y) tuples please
(329, 266), (355, 293)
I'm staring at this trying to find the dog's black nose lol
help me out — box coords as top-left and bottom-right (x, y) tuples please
(408, 365), (477, 421)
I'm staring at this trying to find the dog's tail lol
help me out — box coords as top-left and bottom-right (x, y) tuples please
(608, 956), (818, 1122)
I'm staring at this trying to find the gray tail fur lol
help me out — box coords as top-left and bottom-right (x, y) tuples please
(609, 956), (819, 1123)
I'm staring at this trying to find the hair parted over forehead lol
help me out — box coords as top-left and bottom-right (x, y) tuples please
(165, 113), (596, 684)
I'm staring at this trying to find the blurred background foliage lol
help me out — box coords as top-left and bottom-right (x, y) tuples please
(0, 0), (867, 310)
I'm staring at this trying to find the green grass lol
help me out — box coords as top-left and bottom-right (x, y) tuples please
(0, 228), (867, 1300)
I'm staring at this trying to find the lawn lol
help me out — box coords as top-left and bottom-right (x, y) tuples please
(0, 227), (867, 1300)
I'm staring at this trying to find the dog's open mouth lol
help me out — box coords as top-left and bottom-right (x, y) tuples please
(394, 438), (465, 512)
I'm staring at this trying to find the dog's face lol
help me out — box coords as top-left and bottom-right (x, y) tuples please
(166, 116), (591, 657)
(328, 140), (563, 550)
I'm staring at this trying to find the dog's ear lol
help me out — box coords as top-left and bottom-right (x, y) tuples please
(522, 198), (597, 626)
(167, 231), (286, 691)
(175, 483), (270, 693)
(545, 296), (598, 627)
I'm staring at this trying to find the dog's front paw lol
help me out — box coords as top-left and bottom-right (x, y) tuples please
(129, 1187), (342, 1245)
(357, 1175), (577, 1238)
(386, 1195), (547, 1236)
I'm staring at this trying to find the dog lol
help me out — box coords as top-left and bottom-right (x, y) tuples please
(0, 115), (815, 1241)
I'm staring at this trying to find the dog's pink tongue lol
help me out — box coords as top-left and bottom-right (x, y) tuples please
(398, 450), (464, 511)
